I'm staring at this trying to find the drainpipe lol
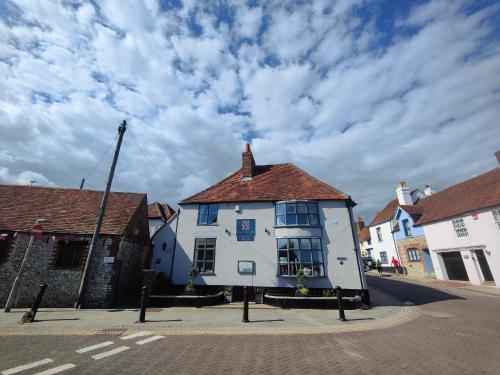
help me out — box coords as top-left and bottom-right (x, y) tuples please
(347, 198), (370, 305)
(169, 208), (181, 281)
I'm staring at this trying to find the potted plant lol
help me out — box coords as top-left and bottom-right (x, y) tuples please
(224, 285), (233, 303)
(323, 288), (335, 297)
(295, 268), (309, 296)
(184, 267), (198, 294)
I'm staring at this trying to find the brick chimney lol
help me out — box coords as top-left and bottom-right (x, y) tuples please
(495, 150), (500, 166)
(396, 181), (413, 205)
(354, 217), (365, 233)
(242, 143), (255, 179)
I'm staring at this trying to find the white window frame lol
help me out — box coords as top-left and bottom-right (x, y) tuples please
(452, 218), (468, 238)
(407, 248), (420, 262)
(493, 209), (500, 231)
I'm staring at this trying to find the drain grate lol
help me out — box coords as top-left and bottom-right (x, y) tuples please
(97, 327), (128, 335)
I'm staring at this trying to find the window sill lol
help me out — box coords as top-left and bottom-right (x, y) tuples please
(277, 275), (326, 278)
(196, 224), (219, 227)
(198, 272), (216, 276)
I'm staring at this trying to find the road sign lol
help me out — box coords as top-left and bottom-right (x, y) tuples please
(31, 224), (43, 237)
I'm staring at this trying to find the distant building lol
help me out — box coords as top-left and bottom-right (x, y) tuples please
(148, 202), (175, 236)
(415, 152), (500, 286)
(355, 217), (372, 257)
(161, 144), (367, 299)
(0, 185), (150, 308)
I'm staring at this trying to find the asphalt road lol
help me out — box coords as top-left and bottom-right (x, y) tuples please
(1, 275), (499, 375)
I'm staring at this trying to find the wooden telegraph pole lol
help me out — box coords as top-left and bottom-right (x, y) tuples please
(74, 120), (127, 309)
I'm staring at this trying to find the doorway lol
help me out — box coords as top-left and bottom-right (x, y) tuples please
(474, 250), (494, 283)
(441, 252), (468, 281)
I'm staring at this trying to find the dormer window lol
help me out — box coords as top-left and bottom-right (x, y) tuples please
(275, 201), (319, 227)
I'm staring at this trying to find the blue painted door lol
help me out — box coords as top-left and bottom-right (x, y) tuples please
(422, 249), (435, 277)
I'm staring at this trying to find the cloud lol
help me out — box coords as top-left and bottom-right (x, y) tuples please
(0, 0), (499, 224)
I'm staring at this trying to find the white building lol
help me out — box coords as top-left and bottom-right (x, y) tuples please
(160, 144), (368, 299)
(355, 217), (372, 257)
(148, 202), (175, 237)
(416, 152), (500, 286)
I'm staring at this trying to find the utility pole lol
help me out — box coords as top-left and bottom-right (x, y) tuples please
(4, 218), (45, 312)
(80, 178), (85, 190)
(74, 120), (127, 309)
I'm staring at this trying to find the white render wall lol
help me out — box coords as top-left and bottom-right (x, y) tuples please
(150, 215), (178, 276)
(171, 201), (365, 290)
(422, 206), (500, 287)
(369, 221), (399, 265)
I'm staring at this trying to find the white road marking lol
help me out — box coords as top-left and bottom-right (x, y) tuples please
(135, 335), (165, 345)
(91, 346), (130, 360)
(2, 359), (53, 375)
(120, 331), (151, 340)
(33, 364), (76, 375)
(76, 341), (114, 353)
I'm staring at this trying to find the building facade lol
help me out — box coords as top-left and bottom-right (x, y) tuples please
(368, 200), (400, 270)
(416, 153), (500, 286)
(355, 217), (372, 257)
(0, 185), (150, 308)
(162, 145), (367, 298)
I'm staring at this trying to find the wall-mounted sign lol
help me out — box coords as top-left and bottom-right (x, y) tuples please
(103, 256), (115, 264)
(238, 260), (254, 274)
(236, 219), (255, 241)
(336, 257), (348, 261)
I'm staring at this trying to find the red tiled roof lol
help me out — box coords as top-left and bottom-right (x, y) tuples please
(416, 168), (500, 225)
(179, 163), (350, 204)
(358, 226), (371, 242)
(369, 199), (399, 226)
(0, 184), (146, 235)
(148, 202), (175, 220)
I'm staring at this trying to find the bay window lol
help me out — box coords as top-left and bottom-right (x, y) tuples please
(275, 201), (319, 227)
(277, 237), (324, 277)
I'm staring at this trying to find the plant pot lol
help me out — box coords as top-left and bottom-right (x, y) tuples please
(224, 292), (232, 303)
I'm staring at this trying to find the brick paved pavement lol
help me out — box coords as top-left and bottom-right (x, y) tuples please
(1, 275), (499, 374)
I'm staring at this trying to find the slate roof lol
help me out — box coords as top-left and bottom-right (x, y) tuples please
(415, 168), (500, 225)
(179, 163), (350, 204)
(0, 184), (147, 235)
(358, 226), (371, 243)
(369, 199), (399, 226)
(148, 202), (175, 221)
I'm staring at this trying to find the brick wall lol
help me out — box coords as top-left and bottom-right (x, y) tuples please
(396, 235), (429, 278)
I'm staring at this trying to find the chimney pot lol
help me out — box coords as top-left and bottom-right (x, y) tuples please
(495, 150), (500, 166)
(245, 143), (251, 153)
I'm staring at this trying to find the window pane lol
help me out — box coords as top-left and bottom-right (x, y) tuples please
(290, 250), (300, 262)
(307, 203), (318, 214)
(206, 239), (215, 248)
(297, 214), (308, 225)
(299, 239), (311, 249)
(287, 214), (297, 225)
(312, 251), (323, 263)
(290, 263), (299, 275)
(286, 203), (296, 214)
(199, 205), (208, 214)
(196, 250), (204, 261)
(278, 250), (288, 263)
(279, 264), (289, 276)
(276, 203), (285, 215)
(205, 250), (214, 261)
(313, 264), (324, 277)
(196, 239), (206, 249)
(204, 262), (213, 272)
(277, 239), (288, 250)
(297, 203), (307, 213)
(311, 238), (321, 249)
(289, 239), (299, 249)
(198, 214), (208, 225)
(209, 204), (218, 214)
(309, 215), (318, 225)
(208, 214), (217, 224)
(300, 251), (312, 263)
(276, 215), (286, 226)
(194, 262), (203, 272)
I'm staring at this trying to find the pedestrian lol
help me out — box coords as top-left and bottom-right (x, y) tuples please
(391, 256), (399, 274)
(376, 259), (383, 274)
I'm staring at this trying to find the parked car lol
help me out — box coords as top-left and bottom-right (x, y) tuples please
(362, 256), (376, 269)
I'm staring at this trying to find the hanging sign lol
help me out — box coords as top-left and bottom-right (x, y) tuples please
(31, 224), (43, 238)
(236, 219), (255, 241)
(238, 260), (254, 274)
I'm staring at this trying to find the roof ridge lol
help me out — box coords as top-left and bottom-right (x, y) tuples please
(0, 183), (146, 196)
(179, 169), (243, 204)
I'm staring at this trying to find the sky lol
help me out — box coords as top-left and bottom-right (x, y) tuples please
(1, 0), (500, 223)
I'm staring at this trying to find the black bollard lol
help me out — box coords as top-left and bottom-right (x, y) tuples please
(336, 286), (346, 321)
(21, 283), (48, 323)
(242, 286), (249, 323)
(139, 286), (149, 323)
(362, 289), (371, 307)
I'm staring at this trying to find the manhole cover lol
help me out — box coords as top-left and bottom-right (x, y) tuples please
(97, 327), (128, 335)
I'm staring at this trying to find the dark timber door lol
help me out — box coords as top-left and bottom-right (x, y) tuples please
(442, 252), (469, 281)
(475, 250), (494, 282)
